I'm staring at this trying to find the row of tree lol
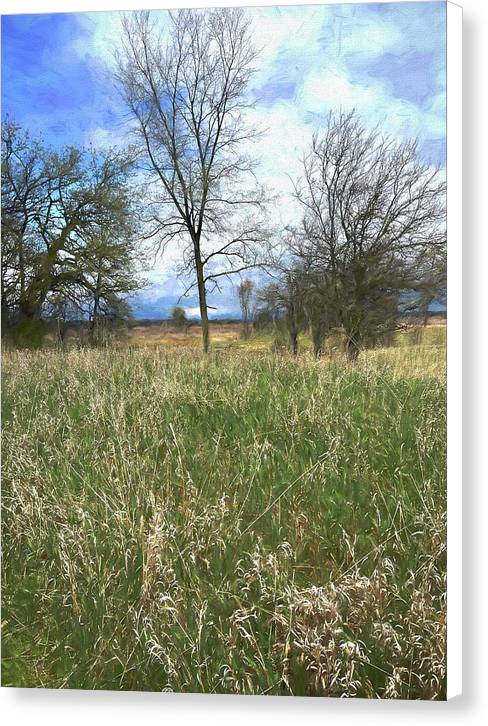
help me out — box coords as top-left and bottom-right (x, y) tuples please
(1, 8), (446, 357)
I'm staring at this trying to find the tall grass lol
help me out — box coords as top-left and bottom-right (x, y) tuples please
(1, 331), (446, 697)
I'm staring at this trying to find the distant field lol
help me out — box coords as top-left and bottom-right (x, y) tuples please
(1, 328), (446, 697)
(125, 318), (446, 353)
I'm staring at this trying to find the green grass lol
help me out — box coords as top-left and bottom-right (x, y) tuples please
(1, 330), (446, 697)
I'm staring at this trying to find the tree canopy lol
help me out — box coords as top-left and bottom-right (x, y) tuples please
(1, 119), (144, 340)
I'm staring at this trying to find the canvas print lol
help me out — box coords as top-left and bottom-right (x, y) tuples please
(1, 2), (448, 698)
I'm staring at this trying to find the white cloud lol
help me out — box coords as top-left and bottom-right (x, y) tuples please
(249, 5), (329, 85)
(72, 11), (123, 67)
(300, 67), (380, 113)
(326, 5), (404, 58)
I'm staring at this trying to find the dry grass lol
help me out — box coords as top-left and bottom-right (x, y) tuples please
(1, 327), (446, 697)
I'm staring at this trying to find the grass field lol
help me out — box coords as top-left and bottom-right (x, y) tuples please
(1, 326), (447, 697)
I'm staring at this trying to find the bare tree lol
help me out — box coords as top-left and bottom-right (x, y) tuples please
(301, 270), (331, 358)
(255, 269), (307, 355)
(237, 278), (255, 338)
(115, 9), (268, 352)
(293, 111), (446, 360)
(272, 230), (332, 358)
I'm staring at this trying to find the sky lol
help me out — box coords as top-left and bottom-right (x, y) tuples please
(1, 2), (447, 319)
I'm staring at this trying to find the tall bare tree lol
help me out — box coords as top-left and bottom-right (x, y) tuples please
(293, 111), (446, 360)
(115, 9), (268, 352)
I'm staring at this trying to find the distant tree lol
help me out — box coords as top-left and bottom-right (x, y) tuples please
(115, 9), (269, 353)
(273, 230), (332, 358)
(253, 289), (280, 331)
(254, 283), (281, 327)
(410, 240), (447, 326)
(256, 269), (307, 355)
(84, 229), (142, 343)
(237, 278), (255, 339)
(44, 293), (81, 345)
(293, 110), (446, 360)
(171, 306), (188, 330)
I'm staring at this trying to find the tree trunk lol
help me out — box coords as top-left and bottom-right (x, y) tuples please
(90, 273), (102, 345)
(290, 329), (298, 356)
(19, 299), (40, 321)
(312, 321), (326, 358)
(20, 230), (72, 324)
(194, 249), (210, 354)
(345, 336), (360, 362)
(1, 299), (10, 333)
(90, 297), (99, 343)
(242, 315), (250, 340)
(13, 298), (46, 347)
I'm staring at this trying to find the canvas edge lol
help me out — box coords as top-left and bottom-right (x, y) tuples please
(446, 0), (462, 701)
(0, 0), (459, 704)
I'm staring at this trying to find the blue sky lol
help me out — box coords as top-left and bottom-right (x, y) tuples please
(1, 2), (446, 318)
(1, 13), (123, 146)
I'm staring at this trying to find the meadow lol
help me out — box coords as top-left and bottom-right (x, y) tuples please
(1, 325), (446, 697)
